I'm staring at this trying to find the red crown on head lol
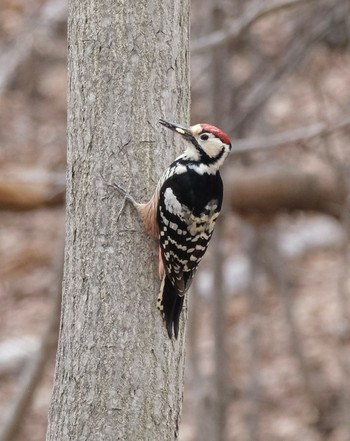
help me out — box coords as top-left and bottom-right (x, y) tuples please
(200, 124), (231, 146)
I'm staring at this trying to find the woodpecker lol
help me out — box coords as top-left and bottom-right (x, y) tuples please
(113, 119), (231, 339)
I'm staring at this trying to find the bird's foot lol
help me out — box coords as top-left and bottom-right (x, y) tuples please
(108, 182), (138, 208)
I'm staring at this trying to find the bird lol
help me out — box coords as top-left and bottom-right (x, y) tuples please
(112, 119), (231, 338)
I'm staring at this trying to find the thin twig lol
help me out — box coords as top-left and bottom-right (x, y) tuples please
(336, 194), (350, 437)
(191, 0), (318, 54)
(229, 16), (329, 131)
(230, 114), (350, 155)
(0, 243), (64, 441)
(261, 227), (322, 415)
(0, 0), (67, 92)
(245, 225), (262, 441)
(187, 280), (210, 441)
(211, 220), (228, 441)
(311, 77), (350, 436)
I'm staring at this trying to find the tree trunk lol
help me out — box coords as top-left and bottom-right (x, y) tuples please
(46, 0), (190, 440)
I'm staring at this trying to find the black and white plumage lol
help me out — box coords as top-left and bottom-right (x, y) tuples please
(112, 120), (231, 339)
(156, 120), (231, 338)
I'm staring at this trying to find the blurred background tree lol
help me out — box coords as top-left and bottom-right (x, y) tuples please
(0, 0), (350, 440)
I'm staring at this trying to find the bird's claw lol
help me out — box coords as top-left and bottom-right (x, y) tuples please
(108, 182), (138, 207)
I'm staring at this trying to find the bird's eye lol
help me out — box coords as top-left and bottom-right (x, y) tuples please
(200, 134), (209, 141)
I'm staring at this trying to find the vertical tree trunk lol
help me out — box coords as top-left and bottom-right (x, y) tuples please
(46, 0), (190, 439)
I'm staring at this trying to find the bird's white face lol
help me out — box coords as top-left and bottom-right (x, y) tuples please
(160, 119), (232, 172)
(189, 124), (231, 158)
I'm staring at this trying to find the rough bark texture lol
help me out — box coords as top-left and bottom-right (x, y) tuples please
(46, 1), (190, 440)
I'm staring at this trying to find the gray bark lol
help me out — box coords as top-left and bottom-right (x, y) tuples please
(46, 0), (190, 440)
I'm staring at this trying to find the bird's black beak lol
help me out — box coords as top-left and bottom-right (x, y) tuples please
(159, 119), (194, 140)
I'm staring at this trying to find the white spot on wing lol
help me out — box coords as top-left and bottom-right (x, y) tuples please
(169, 221), (178, 231)
(160, 212), (169, 226)
(174, 164), (187, 174)
(164, 188), (184, 218)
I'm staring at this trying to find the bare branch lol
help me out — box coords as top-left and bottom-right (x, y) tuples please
(229, 15), (329, 131)
(0, 0), (67, 92)
(261, 227), (323, 419)
(191, 0), (318, 54)
(1, 160), (346, 218)
(0, 246), (64, 441)
(244, 225), (263, 441)
(225, 164), (346, 218)
(0, 167), (65, 210)
(335, 195), (350, 436)
(211, 221), (229, 441)
(0, 338), (38, 377)
(230, 114), (350, 154)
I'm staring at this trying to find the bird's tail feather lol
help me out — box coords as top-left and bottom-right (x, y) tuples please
(157, 276), (184, 339)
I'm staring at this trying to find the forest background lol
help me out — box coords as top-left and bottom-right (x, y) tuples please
(0, 0), (350, 440)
